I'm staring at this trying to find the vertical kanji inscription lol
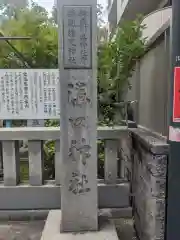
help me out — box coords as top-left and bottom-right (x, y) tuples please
(63, 6), (92, 68)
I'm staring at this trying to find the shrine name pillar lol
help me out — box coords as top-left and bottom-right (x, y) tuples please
(57, 0), (98, 232)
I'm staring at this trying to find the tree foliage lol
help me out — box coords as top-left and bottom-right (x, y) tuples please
(0, 3), (58, 69)
(0, 2), (59, 179)
(0, 0), (28, 21)
(98, 17), (146, 124)
(0, 2), (146, 178)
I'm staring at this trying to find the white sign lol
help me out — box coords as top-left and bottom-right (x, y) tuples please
(0, 69), (60, 120)
(63, 6), (92, 69)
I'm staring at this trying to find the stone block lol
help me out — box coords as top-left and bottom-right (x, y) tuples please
(131, 130), (168, 240)
(41, 210), (119, 240)
(28, 140), (44, 186)
(2, 140), (20, 186)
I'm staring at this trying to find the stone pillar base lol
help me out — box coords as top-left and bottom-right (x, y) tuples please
(41, 210), (119, 240)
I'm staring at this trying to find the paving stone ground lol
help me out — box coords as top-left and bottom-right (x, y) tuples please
(0, 221), (45, 240)
(115, 218), (137, 240)
(0, 218), (136, 240)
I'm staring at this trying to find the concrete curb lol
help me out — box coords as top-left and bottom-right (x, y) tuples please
(0, 207), (132, 221)
(0, 210), (48, 221)
(41, 210), (119, 240)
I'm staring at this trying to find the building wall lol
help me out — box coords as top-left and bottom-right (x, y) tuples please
(109, 0), (162, 28)
(126, 29), (170, 136)
(108, 0), (171, 34)
(116, 0), (128, 23)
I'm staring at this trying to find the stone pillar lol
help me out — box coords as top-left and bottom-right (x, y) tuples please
(57, 0), (98, 232)
(55, 140), (61, 185)
(2, 140), (20, 186)
(0, 120), (3, 179)
(104, 140), (118, 184)
(27, 120), (44, 185)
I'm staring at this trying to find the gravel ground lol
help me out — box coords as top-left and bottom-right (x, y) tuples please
(0, 218), (136, 240)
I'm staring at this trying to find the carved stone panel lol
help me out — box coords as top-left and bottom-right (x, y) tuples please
(63, 6), (92, 69)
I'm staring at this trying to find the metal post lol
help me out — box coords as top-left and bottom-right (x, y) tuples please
(165, 0), (180, 239)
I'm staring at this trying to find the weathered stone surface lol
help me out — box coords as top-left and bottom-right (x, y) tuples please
(58, 0), (98, 232)
(119, 131), (133, 181)
(28, 141), (44, 186)
(131, 128), (169, 155)
(121, 128), (169, 240)
(132, 135), (167, 240)
(105, 140), (118, 184)
(41, 211), (119, 240)
(2, 140), (20, 186)
(55, 140), (61, 185)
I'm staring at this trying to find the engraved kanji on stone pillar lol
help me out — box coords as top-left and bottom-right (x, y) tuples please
(58, 0), (97, 233)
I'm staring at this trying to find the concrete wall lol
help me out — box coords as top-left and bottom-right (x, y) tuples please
(142, 7), (171, 45)
(126, 28), (170, 136)
(108, 0), (160, 32)
(111, 0), (161, 26)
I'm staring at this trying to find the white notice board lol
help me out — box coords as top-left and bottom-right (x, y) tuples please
(0, 69), (60, 119)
